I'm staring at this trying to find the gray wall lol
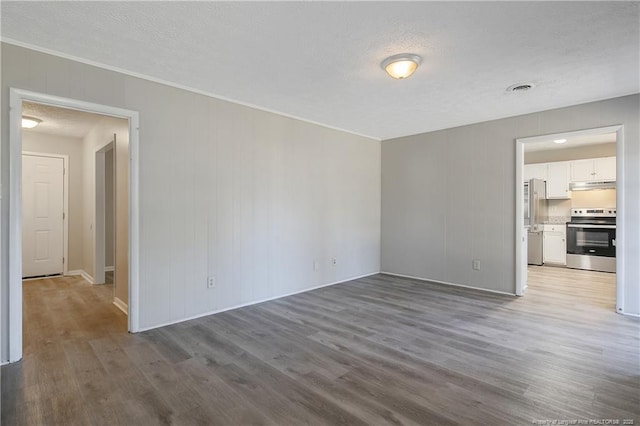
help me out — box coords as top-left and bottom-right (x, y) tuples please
(1, 43), (382, 360)
(525, 142), (617, 164)
(381, 95), (639, 313)
(21, 132), (84, 271)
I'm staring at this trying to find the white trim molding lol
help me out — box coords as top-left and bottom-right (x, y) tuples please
(7, 88), (141, 363)
(66, 269), (95, 285)
(381, 272), (517, 297)
(113, 297), (128, 315)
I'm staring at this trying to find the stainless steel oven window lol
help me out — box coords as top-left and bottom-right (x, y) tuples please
(566, 225), (616, 257)
(576, 230), (610, 248)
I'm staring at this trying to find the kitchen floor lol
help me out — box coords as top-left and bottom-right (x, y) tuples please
(527, 265), (616, 311)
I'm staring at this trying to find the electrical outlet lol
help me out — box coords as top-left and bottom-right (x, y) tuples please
(207, 276), (216, 289)
(472, 260), (480, 271)
(332, 257), (337, 266)
(313, 260), (319, 271)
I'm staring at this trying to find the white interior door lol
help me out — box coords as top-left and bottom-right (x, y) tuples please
(22, 154), (64, 278)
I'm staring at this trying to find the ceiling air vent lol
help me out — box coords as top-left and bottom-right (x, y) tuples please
(506, 83), (534, 93)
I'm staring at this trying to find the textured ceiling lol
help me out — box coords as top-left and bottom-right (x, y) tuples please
(524, 133), (616, 153)
(22, 101), (105, 139)
(2, 2), (638, 140)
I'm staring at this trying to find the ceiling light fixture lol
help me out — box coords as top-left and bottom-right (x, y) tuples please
(553, 139), (567, 144)
(381, 53), (422, 79)
(22, 116), (42, 129)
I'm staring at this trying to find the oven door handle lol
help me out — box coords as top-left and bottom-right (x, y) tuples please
(567, 224), (616, 229)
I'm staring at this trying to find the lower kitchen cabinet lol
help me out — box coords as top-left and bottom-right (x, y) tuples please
(543, 225), (567, 265)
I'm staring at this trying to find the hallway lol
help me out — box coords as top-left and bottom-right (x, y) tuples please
(2, 276), (126, 424)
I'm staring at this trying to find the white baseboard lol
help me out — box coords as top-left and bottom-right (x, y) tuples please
(66, 269), (94, 284)
(105, 266), (115, 272)
(380, 271), (517, 296)
(137, 271), (380, 332)
(113, 297), (128, 315)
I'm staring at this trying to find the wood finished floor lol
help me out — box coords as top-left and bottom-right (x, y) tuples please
(2, 268), (638, 425)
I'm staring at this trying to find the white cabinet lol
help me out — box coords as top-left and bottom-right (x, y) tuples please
(526, 157), (615, 195)
(546, 161), (571, 199)
(595, 157), (616, 180)
(570, 157), (616, 182)
(524, 163), (548, 182)
(543, 224), (566, 265)
(570, 159), (595, 181)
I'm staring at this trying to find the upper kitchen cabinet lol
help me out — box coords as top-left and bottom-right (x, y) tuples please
(524, 163), (548, 182)
(595, 156), (616, 180)
(570, 159), (595, 181)
(570, 156), (616, 182)
(546, 161), (571, 199)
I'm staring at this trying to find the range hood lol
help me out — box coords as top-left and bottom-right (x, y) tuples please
(569, 181), (616, 191)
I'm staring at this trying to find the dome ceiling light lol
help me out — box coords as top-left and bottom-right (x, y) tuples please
(381, 53), (422, 79)
(22, 116), (42, 129)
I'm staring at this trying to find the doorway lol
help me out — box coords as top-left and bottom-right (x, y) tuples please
(94, 139), (115, 287)
(515, 125), (626, 315)
(8, 89), (140, 363)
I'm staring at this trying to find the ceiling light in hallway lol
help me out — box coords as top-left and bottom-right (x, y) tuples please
(22, 116), (42, 128)
(381, 54), (422, 79)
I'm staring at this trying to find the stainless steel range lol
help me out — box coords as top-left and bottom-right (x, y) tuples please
(566, 208), (616, 273)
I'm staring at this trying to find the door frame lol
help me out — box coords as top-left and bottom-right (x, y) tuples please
(515, 125), (626, 314)
(21, 152), (70, 277)
(8, 88), (141, 363)
(94, 140), (114, 286)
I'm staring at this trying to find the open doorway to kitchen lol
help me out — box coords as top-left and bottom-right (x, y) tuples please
(8, 89), (140, 363)
(515, 125), (626, 315)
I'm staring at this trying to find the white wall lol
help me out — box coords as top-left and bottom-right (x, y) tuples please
(381, 94), (639, 314)
(1, 43), (382, 360)
(547, 190), (617, 222)
(21, 132), (84, 271)
(525, 142), (616, 164)
(81, 116), (128, 283)
(571, 189), (617, 209)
